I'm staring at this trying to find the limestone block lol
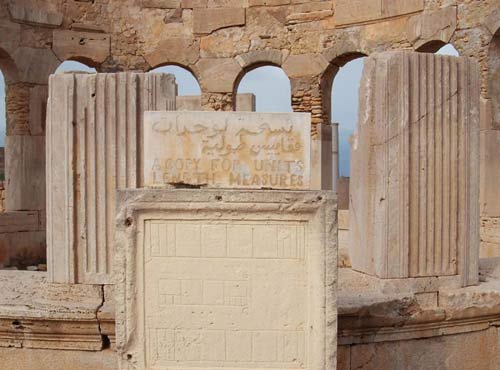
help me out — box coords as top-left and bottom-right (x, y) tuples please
(282, 53), (328, 78)
(115, 189), (337, 370)
(145, 38), (200, 68)
(142, 0), (181, 8)
(193, 8), (246, 34)
(381, 0), (423, 18)
(480, 130), (500, 217)
(235, 93), (256, 111)
(176, 95), (202, 110)
(12, 47), (60, 85)
(8, 3), (63, 27)
(406, 7), (457, 50)
(0, 22), (21, 57)
(310, 123), (333, 191)
(350, 51), (480, 287)
(28, 85), (48, 135)
(196, 57), (242, 92)
(0, 348), (118, 370)
(235, 49), (282, 69)
(480, 217), (500, 258)
(334, 0), (381, 26)
(0, 270), (105, 351)
(46, 72), (176, 284)
(335, 0), (423, 26)
(0, 231), (45, 268)
(349, 328), (499, 370)
(143, 111), (311, 189)
(0, 211), (40, 233)
(5, 135), (45, 212)
(52, 30), (111, 64)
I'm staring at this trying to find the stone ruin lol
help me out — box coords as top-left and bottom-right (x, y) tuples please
(0, 1), (500, 370)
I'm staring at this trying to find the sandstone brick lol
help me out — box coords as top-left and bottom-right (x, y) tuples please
(407, 6), (457, 50)
(52, 30), (111, 64)
(196, 57), (242, 92)
(12, 47), (59, 85)
(193, 7), (245, 34)
(8, 3), (62, 27)
(145, 37), (200, 68)
(142, 0), (181, 8)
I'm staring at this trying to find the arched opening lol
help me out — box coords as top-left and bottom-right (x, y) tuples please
(150, 65), (201, 110)
(55, 60), (97, 74)
(417, 41), (460, 56)
(235, 65), (291, 112)
(324, 55), (367, 207)
(322, 53), (367, 268)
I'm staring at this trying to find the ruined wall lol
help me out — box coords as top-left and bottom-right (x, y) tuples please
(0, 0), (499, 263)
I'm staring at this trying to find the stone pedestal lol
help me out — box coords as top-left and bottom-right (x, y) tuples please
(350, 51), (480, 287)
(115, 189), (337, 370)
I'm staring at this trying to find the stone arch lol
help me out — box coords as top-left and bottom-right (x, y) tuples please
(232, 62), (291, 112)
(0, 48), (20, 84)
(54, 59), (97, 74)
(320, 51), (368, 127)
(148, 62), (201, 88)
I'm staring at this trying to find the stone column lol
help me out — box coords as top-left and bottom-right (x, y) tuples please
(332, 122), (340, 193)
(46, 72), (176, 284)
(350, 51), (480, 287)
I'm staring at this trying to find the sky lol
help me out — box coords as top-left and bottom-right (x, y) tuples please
(0, 44), (459, 175)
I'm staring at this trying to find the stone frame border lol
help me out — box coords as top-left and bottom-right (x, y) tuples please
(114, 189), (337, 370)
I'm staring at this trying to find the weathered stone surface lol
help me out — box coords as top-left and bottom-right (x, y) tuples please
(350, 51), (480, 287)
(348, 328), (499, 370)
(407, 6), (457, 50)
(0, 231), (45, 268)
(12, 47), (60, 85)
(335, 0), (423, 26)
(282, 53), (328, 77)
(480, 130), (500, 217)
(145, 38), (200, 68)
(5, 135), (45, 212)
(0, 270), (104, 349)
(46, 72), (176, 284)
(196, 57), (242, 92)
(115, 189), (337, 370)
(0, 211), (40, 233)
(8, 3), (63, 27)
(144, 111), (311, 189)
(0, 348), (117, 370)
(52, 30), (111, 64)
(142, 0), (181, 8)
(193, 8), (246, 34)
(28, 85), (47, 135)
(481, 217), (500, 258)
(235, 49), (282, 68)
(235, 92), (255, 111)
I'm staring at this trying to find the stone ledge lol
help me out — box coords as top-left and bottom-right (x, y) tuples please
(0, 271), (105, 351)
(338, 264), (500, 344)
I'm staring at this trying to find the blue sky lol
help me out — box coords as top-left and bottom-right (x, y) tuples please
(0, 44), (458, 175)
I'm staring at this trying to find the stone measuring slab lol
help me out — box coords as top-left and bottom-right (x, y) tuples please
(143, 111), (311, 189)
(115, 189), (337, 370)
